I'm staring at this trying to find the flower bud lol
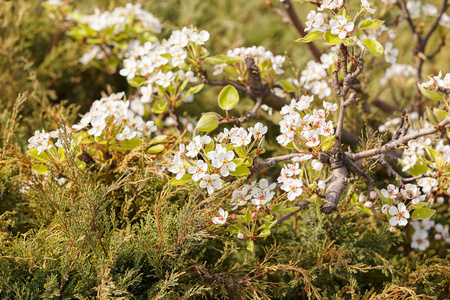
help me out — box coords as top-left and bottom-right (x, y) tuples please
(436, 196), (444, 204)
(364, 201), (372, 208)
(237, 233), (244, 239)
(252, 212), (257, 219)
(359, 194), (366, 203)
(370, 191), (377, 199)
(231, 214), (236, 220)
(434, 233), (442, 240)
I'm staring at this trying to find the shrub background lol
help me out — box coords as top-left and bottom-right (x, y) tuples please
(0, 0), (449, 299)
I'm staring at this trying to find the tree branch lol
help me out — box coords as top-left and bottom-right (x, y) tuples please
(276, 201), (310, 224)
(349, 115), (450, 161)
(280, 0), (322, 62)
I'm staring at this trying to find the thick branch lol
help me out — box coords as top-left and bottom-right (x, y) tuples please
(321, 165), (349, 214)
(245, 57), (290, 110)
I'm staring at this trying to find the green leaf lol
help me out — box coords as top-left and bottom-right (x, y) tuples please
(169, 174), (192, 186)
(324, 31), (344, 45)
(229, 223), (243, 235)
(360, 39), (384, 57)
(279, 80), (296, 93)
(417, 83), (445, 101)
(257, 229), (271, 237)
(120, 138), (143, 150)
(196, 113), (219, 132)
(321, 135), (335, 151)
(32, 164), (49, 175)
(343, 38), (355, 46)
(351, 193), (358, 205)
(229, 165), (250, 177)
(295, 31), (324, 43)
(277, 207), (300, 214)
(272, 202), (285, 212)
(244, 210), (252, 223)
(426, 107), (439, 126)
(218, 85), (239, 110)
(411, 208), (435, 220)
(27, 149), (49, 163)
(58, 147), (65, 161)
(146, 144), (165, 154)
(375, 188), (393, 205)
(150, 135), (168, 145)
(409, 160), (430, 177)
(359, 19), (385, 30)
(235, 146), (247, 158)
(355, 203), (373, 216)
(77, 160), (86, 170)
(184, 84), (204, 98)
(247, 241), (254, 252)
(128, 77), (146, 87)
(204, 139), (214, 154)
(205, 55), (243, 65)
(434, 108), (448, 122)
(266, 220), (277, 230)
(152, 100), (169, 114)
(414, 202), (429, 209)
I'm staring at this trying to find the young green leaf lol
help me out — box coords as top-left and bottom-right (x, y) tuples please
(360, 39), (384, 57)
(295, 31), (324, 43)
(324, 31), (344, 45)
(32, 164), (49, 175)
(359, 19), (385, 30)
(218, 85), (239, 110)
(196, 113), (219, 132)
(411, 208), (435, 220)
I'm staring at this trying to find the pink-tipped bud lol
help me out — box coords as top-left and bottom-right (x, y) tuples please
(237, 233), (244, 239)
(364, 201), (373, 208)
(434, 233), (442, 240)
(437, 197), (444, 204)
(370, 191), (377, 199)
(112, 119), (118, 124)
(252, 212), (257, 219)
(359, 194), (366, 203)
(231, 214), (236, 220)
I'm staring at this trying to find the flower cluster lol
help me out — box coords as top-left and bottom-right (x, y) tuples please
(379, 64), (417, 85)
(410, 219), (450, 251)
(299, 52), (335, 99)
(79, 4), (162, 34)
(120, 27), (208, 103)
(277, 96), (336, 148)
(378, 183), (432, 227)
(71, 92), (157, 140)
(168, 123), (268, 195)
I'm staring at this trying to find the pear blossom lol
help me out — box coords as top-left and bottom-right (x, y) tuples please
(381, 184), (399, 199)
(388, 202), (410, 226)
(188, 159), (208, 181)
(361, 0), (376, 14)
(330, 16), (355, 39)
(422, 4), (438, 16)
(406, 1), (421, 19)
(401, 155), (417, 172)
(411, 230), (430, 251)
(381, 204), (390, 214)
(319, 0), (343, 11)
(248, 122), (268, 140)
(155, 71), (174, 88)
(200, 174), (222, 195)
(384, 42), (399, 64)
(323, 101), (338, 111)
(311, 159), (324, 171)
(305, 11), (325, 31)
(281, 178), (303, 201)
(212, 208), (228, 225)
(251, 179), (277, 206)
(116, 126), (137, 141)
(212, 150), (236, 177)
(88, 118), (107, 137)
(168, 155), (185, 180)
(28, 130), (53, 155)
(418, 177), (438, 193)
(439, 13), (450, 27)
(318, 120), (334, 136)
